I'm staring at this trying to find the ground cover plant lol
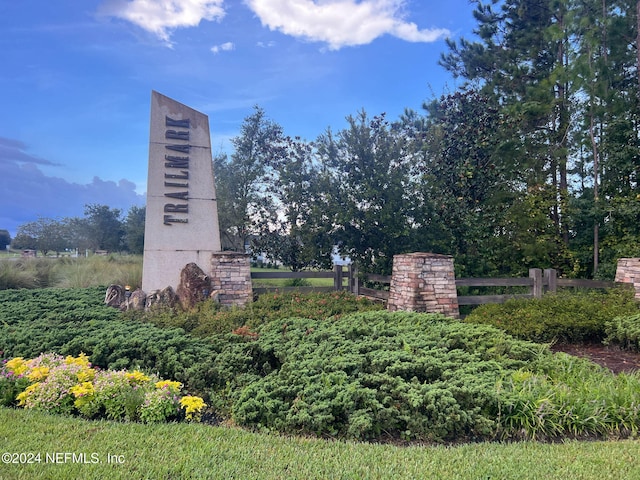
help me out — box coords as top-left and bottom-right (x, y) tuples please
(604, 313), (640, 352)
(126, 290), (384, 337)
(463, 288), (639, 343)
(3, 286), (640, 445)
(0, 287), (221, 395)
(205, 311), (640, 442)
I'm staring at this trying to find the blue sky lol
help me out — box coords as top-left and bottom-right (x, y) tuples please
(0, 0), (476, 236)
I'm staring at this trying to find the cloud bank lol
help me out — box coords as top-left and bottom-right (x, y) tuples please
(246, 0), (450, 49)
(99, 0), (449, 49)
(99, 0), (225, 44)
(0, 137), (144, 236)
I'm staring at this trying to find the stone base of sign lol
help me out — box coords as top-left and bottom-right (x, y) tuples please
(615, 258), (640, 300)
(211, 252), (252, 307)
(387, 252), (459, 318)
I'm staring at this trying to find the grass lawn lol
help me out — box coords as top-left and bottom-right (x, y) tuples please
(1, 408), (640, 480)
(250, 267), (337, 288)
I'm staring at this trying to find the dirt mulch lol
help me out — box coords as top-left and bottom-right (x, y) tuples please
(550, 343), (640, 374)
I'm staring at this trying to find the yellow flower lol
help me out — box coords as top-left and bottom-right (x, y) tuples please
(77, 368), (95, 383)
(179, 395), (207, 421)
(5, 357), (28, 376)
(65, 353), (91, 368)
(155, 380), (182, 392)
(70, 382), (95, 409)
(126, 370), (150, 384)
(27, 366), (50, 382)
(70, 382), (95, 398)
(16, 383), (40, 406)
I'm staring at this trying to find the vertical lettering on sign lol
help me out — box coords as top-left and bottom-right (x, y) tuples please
(163, 116), (190, 225)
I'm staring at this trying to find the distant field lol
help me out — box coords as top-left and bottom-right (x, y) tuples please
(0, 255), (339, 290)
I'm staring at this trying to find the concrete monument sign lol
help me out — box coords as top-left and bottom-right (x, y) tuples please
(142, 91), (222, 293)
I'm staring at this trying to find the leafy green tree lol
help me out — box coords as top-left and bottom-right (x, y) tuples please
(253, 136), (334, 270)
(15, 218), (68, 256)
(316, 111), (427, 274)
(440, 0), (575, 272)
(214, 107), (285, 252)
(83, 204), (123, 252)
(417, 90), (521, 276)
(0, 230), (10, 251)
(123, 206), (145, 254)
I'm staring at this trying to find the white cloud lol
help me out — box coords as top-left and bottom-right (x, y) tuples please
(245, 0), (450, 50)
(211, 41), (235, 53)
(99, 0), (225, 44)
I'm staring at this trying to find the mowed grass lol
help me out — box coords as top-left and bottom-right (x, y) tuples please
(250, 267), (338, 288)
(2, 408), (640, 480)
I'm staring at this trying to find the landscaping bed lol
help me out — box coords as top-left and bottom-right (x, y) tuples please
(551, 343), (640, 374)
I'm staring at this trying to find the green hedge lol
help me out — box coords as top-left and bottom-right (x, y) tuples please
(463, 288), (639, 343)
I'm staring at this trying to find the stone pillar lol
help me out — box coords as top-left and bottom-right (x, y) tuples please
(142, 91), (222, 293)
(211, 252), (252, 307)
(615, 258), (640, 300)
(387, 253), (459, 318)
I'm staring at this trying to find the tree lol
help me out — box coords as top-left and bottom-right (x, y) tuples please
(214, 107), (286, 252)
(0, 230), (10, 250)
(123, 206), (145, 254)
(253, 136), (335, 270)
(82, 204), (123, 252)
(417, 90), (522, 275)
(15, 217), (68, 256)
(316, 111), (427, 274)
(440, 0), (576, 272)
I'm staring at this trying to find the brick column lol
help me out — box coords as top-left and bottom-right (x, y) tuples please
(615, 258), (640, 300)
(210, 252), (252, 307)
(387, 253), (459, 318)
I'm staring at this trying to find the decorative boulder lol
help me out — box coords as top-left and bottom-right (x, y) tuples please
(145, 287), (177, 311)
(124, 288), (147, 311)
(176, 262), (212, 310)
(105, 284), (125, 308)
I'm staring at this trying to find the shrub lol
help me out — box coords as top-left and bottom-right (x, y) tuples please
(208, 311), (547, 442)
(604, 313), (640, 351)
(463, 288), (639, 343)
(130, 290), (384, 337)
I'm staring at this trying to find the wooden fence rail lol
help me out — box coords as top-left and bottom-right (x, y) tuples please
(251, 267), (620, 306)
(251, 265), (353, 296)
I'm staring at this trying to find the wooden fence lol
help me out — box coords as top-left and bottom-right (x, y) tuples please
(252, 267), (619, 306)
(251, 265), (354, 297)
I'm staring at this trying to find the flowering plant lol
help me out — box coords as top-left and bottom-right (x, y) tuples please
(180, 395), (207, 421)
(3, 353), (207, 424)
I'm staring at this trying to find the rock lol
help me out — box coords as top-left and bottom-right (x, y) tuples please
(105, 285), (125, 308)
(124, 288), (147, 311)
(176, 262), (212, 309)
(145, 287), (177, 311)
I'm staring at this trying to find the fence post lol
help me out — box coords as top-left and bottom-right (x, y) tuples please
(334, 264), (343, 291)
(529, 268), (543, 298)
(544, 269), (557, 294)
(349, 264), (359, 295)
